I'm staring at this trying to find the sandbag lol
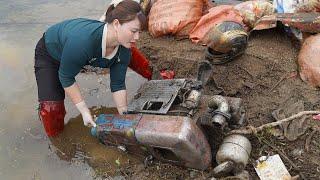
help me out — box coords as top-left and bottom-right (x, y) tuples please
(148, 0), (206, 37)
(189, 5), (244, 44)
(234, 0), (274, 29)
(298, 34), (320, 88)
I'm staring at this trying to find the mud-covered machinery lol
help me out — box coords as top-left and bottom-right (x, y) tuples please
(91, 79), (250, 173)
(91, 113), (211, 170)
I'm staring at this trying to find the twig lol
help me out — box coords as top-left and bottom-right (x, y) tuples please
(269, 71), (297, 92)
(305, 129), (318, 152)
(229, 111), (320, 135)
(238, 65), (255, 78)
(54, 146), (66, 156)
(269, 74), (287, 92)
(270, 61), (277, 71)
(261, 138), (307, 180)
(245, 52), (274, 62)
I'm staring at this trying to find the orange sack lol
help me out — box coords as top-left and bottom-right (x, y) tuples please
(148, 0), (206, 37)
(189, 5), (244, 44)
(298, 34), (320, 88)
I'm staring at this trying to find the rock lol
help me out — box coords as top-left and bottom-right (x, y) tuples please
(189, 170), (197, 178)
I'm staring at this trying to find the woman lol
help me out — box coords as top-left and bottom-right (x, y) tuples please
(34, 0), (146, 137)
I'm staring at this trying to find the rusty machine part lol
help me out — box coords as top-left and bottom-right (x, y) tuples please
(214, 134), (252, 175)
(184, 90), (201, 109)
(91, 79), (249, 172)
(127, 79), (202, 117)
(197, 60), (213, 85)
(91, 113), (212, 170)
(205, 21), (248, 65)
(208, 95), (231, 128)
(224, 96), (246, 126)
(198, 95), (245, 129)
(255, 13), (320, 33)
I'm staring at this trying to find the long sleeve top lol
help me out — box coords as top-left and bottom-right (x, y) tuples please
(44, 18), (131, 92)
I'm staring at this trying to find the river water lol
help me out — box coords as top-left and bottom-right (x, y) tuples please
(0, 1), (146, 179)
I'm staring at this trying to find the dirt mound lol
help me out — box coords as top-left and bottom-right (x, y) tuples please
(132, 28), (320, 179)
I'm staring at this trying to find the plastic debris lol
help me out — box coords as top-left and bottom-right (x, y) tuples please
(272, 100), (308, 141)
(313, 114), (320, 121)
(254, 154), (292, 180)
(234, 0), (275, 29)
(159, 69), (175, 79)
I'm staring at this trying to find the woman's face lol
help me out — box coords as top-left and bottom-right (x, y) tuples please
(115, 17), (141, 48)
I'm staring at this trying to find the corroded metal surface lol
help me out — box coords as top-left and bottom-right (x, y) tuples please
(255, 13), (320, 33)
(216, 134), (252, 173)
(93, 114), (212, 170)
(195, 95), (245, 126)
(127, 79), (186, 114)
(95, 114), (141, 145)
(278, 12), (320, 33)
(135, 115), (212, 170)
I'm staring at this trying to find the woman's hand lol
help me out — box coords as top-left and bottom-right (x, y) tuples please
(64, 83), (96, 127)
(76, 101), (97, 127)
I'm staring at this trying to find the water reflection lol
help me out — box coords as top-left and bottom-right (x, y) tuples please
(0, 0), (147, 179)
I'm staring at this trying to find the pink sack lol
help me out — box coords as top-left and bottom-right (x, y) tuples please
(298, 34), (320, 88)
(189, 5), (244, 44)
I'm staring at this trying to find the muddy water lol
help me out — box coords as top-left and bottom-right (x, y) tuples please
(0, 1), (146, 179)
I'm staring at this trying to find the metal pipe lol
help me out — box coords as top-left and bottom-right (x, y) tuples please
(207, 95), (230, 127)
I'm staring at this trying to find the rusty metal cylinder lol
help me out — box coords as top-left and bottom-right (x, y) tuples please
(185, 90), (201, 109)
(216, 134), (252, 173)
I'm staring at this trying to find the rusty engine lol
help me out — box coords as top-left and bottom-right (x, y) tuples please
(91, 78), (250, 173)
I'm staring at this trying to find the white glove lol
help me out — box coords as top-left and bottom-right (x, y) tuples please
(75, 101), (97, 127)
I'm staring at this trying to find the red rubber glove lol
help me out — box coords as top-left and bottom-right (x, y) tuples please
(129, 45), (153, 80)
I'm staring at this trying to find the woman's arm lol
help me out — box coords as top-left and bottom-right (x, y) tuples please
(112, 89), (127, 114)
(58, 38), (98, 127)
(64, 83), (83, 104)
(64, 83), (97, 127)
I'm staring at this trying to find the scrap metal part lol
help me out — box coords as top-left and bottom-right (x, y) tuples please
(255, 12), (320, 33)
(91, 114), (212, 170)
(205, 21), (248, 65)
(127, 79), (186, 114)
(215, 134), (252, 174)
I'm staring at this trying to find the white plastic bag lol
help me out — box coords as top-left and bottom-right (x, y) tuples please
(273, 0), (297, 13)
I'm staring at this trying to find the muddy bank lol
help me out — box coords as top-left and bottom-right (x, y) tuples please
(51, 27), (320, 179)
(134, 28), (320, 179)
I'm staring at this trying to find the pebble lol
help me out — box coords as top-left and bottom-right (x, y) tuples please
(189, 170), (197, 178)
